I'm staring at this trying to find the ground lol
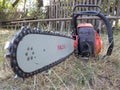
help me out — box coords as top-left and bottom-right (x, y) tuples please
(0, 28), (120, 90)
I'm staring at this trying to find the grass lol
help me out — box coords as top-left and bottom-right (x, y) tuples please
(0, 28), (120, 90)
(0, 29), (17, 68)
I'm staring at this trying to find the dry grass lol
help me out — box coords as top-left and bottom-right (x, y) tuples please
(0, 28), (120, 90)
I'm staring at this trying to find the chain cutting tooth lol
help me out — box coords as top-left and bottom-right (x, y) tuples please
(19, 33), (23, 37)
(33, 72), (36, 75)
(18, 70), (22, 75)
(5, 53), (12, 58)
(26, 74), (30, 77)
(15, 66), (19, 70)
(30, 73), (33, 76)
(33, 27), (39, 33)
(4, 41), (12, 50)
(13, 44), (17, 49)
(14, 38), (19, 43)
(30, 29), (34, 33)
(22, 73), (25, 77)
(47, 30), (50, 33)
(12, 53), (16, 58)
(27, 29), (31, 34)
(35, 29), (39, 34)
(37, 30), (41, 34)
(50, 31), (53, 34)
(22, 30), (28, 35)
(38, 30), (42, 34)
(13, 59), (17, 64)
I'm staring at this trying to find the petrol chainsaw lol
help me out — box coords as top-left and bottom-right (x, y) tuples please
(5, 4), (114, 78)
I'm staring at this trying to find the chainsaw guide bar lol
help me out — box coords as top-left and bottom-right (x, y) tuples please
(7, 27), (74, 78)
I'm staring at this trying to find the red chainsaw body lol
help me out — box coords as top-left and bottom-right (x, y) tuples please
(95, 32), (102, 54)
(73, 23), (102, 56)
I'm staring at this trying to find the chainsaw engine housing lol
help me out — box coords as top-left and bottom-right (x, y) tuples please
(77, 23), (96, 57)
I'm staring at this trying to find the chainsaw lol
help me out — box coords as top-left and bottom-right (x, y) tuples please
(4, 4), (114, 78)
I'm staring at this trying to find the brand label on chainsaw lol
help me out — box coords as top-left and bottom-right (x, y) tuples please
(57, 45), (66, 50)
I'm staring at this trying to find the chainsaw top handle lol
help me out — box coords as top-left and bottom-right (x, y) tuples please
(73, 4), (101, 12)
(72, 5), (114, 56)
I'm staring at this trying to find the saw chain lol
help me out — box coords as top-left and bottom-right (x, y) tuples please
(5, 27), (74, 78)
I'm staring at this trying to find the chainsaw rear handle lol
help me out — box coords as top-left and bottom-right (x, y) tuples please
(72, 11), (114, 56)
(73, 4), (101, 12)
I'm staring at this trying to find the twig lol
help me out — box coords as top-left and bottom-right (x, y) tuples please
(45, 75), (57, 90)
(33, 75), (37, 90)
(52, 69), (69, 90)
(77, 68), (92, 90)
